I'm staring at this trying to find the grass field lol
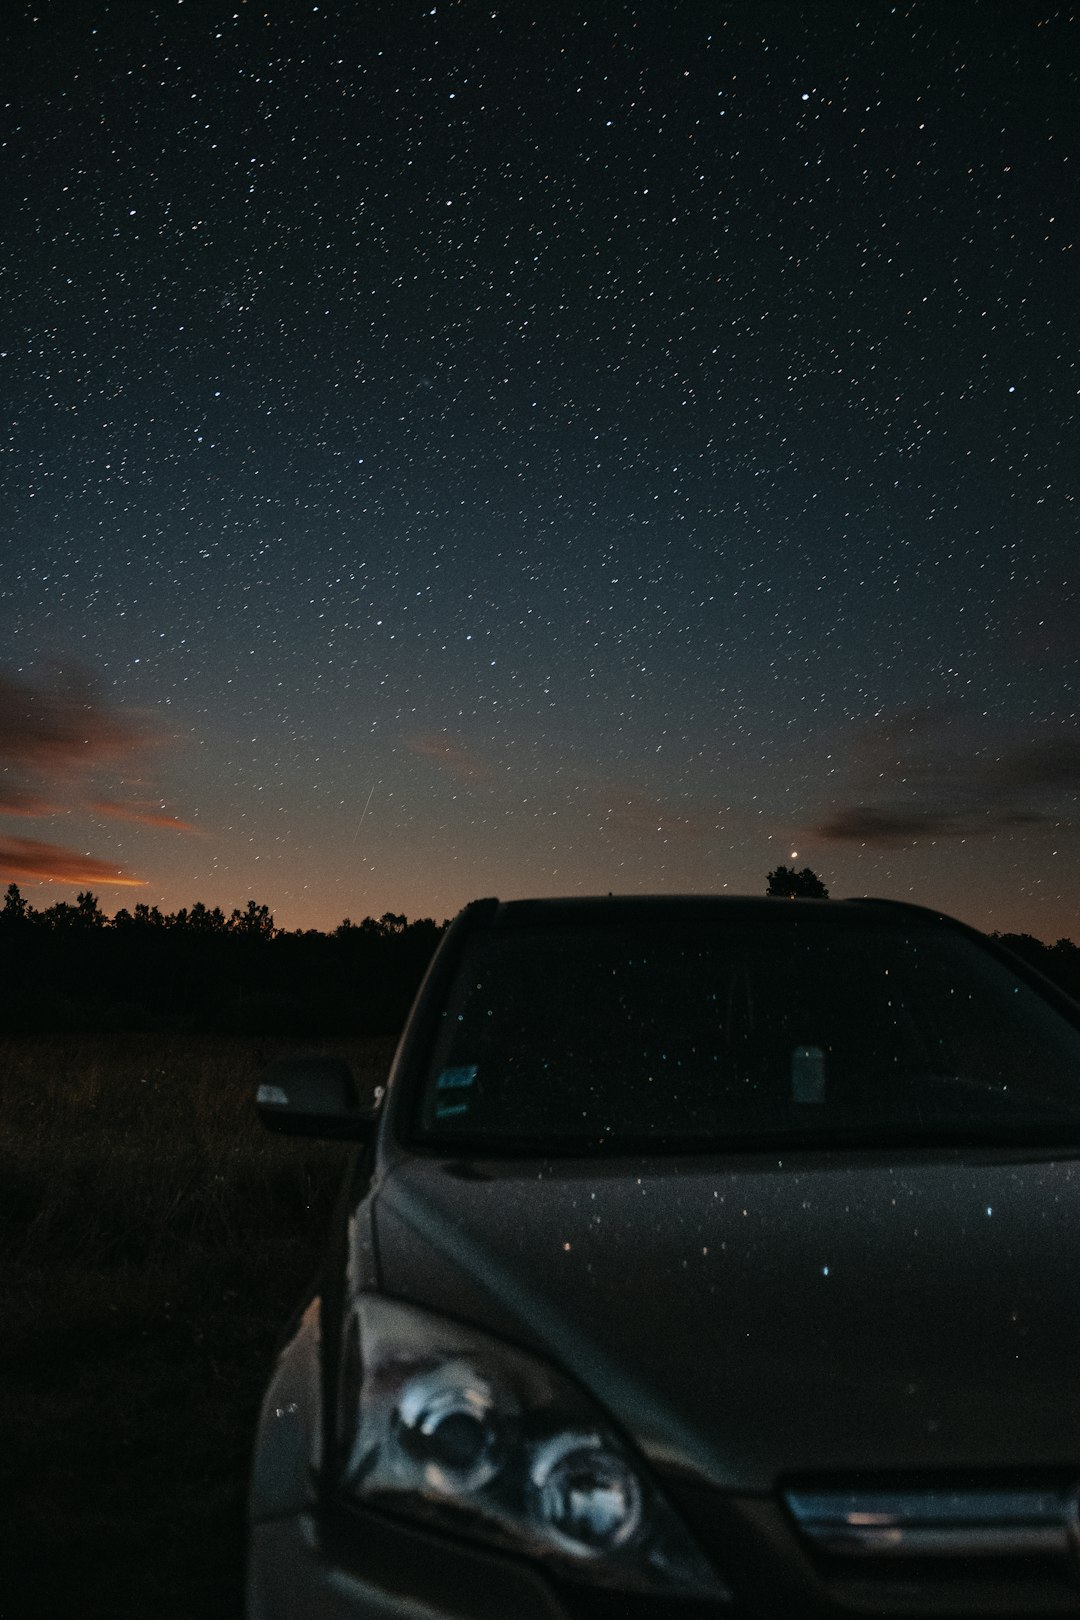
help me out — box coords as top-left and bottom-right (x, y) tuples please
(0, 1032), (395, 1620)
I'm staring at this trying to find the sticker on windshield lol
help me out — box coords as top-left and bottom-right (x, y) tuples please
(434, 1064), (478, 1119)
(437, 1064), (478, 1090)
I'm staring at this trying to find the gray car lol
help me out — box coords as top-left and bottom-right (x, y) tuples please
(247, 895), (1080, 1619)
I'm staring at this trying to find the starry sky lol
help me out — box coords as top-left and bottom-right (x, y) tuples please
(2, 0), (1078, 938)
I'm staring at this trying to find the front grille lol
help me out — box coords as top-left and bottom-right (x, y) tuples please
(784, 1482), (1080, 1561)
(783, 1477), (1080, 1614)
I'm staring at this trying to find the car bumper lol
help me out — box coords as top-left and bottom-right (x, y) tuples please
(248, 1505), (574, 1620)
(249, 1511), (402, 1620)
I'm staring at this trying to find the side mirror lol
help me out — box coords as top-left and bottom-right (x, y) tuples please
(255, 1055), (380, 1141)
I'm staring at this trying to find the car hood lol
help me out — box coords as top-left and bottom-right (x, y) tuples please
(371, 1148), (1080, 1492)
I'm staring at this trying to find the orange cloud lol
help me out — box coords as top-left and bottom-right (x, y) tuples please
(0, 786), (59, 817)
(0, 665), (157, 773)
(0, 836), (146, 887)
(0, 665), (185, 880)
(90, 798), (198, 832)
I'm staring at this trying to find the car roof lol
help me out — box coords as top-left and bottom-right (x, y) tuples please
(459, 894), (967, 933)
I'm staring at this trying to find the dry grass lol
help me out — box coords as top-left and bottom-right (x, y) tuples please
(0, 1032), (396, 1620)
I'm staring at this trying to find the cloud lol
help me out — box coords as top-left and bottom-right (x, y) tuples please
(815, 806), (946, 845)
(986, 737), (1080, 792)
(814, 804), (1054, 847)
(0, 785), (60, 817)
(90, 798), (198, 832)
(0, 665), (155, 773)
(0, 837), (146, 887)
(811, 711), (1078, 847)
(593, 792), (719, 841)
(408, 733), (492, 780)
(0, 664), (187, 888)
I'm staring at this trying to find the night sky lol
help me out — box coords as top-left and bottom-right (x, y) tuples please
(2, 1), (1077, 937)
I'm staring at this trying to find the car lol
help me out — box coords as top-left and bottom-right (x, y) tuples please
(246, 894), (1080, 1619)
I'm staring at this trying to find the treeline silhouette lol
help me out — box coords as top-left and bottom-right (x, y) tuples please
(0, 884), (445, 1035)
(2, 882), (1078, 1036)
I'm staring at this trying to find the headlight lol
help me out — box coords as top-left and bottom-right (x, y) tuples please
(529, 1430), (643, 1552)
(337, 1294), (729, 1601)
(394, 1358), (510, 1493)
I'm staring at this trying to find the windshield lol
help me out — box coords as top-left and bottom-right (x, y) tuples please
(415, 918), (1080, 1151)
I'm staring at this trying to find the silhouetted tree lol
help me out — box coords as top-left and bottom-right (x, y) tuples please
(187, 901), (227, 932)
(766, 864), (829, 899)
(76, 891), (106, 928)
(128, 907), (166, 933)
(2, 882), (28, 922)
(41, 900), (78, 928)
(229, 899), (274, 938)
